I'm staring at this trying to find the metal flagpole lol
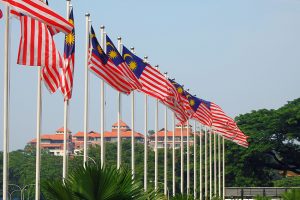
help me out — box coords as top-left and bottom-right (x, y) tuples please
(144, 94), (148, 191)
(199, 125), (203, 200)
(100, 25), (105, 167)
(83, 13), (90, 165)
(154, 100), (158, 190)
(180, 124), (184, 194)
(117, 37), (122, 169)
(154, 64), (158, 191)
(187, 120), (190, 195)
(164, 105), (168, 195)
(222, 137), (225, 200)
(63, 0), (71, 180)
(35, 67), (42, 200)
(130, 47), (135, 179)
(193, 120), (197, 199)
(214, 131), (217, 196)
(172, 113), (176, 196)
(209, 128), (212, 199)
(131, 91), (135, 178)
(218, 134), (221, 197)
(2, 5), (10, 200)
(204, 126), (208, 199)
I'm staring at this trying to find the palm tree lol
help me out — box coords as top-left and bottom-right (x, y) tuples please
(42, 163), (163, 200)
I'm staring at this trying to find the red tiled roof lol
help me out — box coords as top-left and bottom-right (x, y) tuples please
(29, 133), (71, 143)
(56, 127), (71, 133)
(112, 120), (129, 127)
(73, 131), (100, 137)
(104, 131), (144, 138)
(150, 130), (198, 138)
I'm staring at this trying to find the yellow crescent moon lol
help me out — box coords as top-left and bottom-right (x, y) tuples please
(124, 53), (133, 60)
(106, 42), (115, 48)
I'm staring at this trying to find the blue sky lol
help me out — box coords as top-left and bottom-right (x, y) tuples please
(0, 0), (300, 150)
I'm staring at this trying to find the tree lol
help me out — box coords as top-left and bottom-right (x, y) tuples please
(42, 163), (162, 200)
(225, 98), (300, 186)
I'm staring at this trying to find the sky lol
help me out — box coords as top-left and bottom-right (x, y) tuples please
(0, 0), (299, 150)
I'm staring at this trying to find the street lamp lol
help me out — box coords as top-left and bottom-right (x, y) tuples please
(9, 189), (21, 200)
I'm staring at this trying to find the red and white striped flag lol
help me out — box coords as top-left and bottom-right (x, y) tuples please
(89, 26), (133, 94)
(1, 0), (73, 34)
(210, 102), (248, 147)
(60, 8), (75, 100)
(17, 14), (63, 93)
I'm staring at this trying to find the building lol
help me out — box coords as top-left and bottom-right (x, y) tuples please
(72, 121), (144, 154)
(28, 127), (73, 156)
(149, 122), (199, 149)
(28, 121), (145, 155)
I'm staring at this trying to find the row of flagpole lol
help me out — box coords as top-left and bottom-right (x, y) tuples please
(1, 2), (228, 200)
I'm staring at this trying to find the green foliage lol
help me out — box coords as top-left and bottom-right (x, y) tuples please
(273, 177), (300, 187)
(211, 196), (222, 200)
(170, 194), (194, 200)
(225, 98), (300, 186)
(254, 196), (272, 200)
(281, 189), (300, 200)
(42, 163), (162, 200)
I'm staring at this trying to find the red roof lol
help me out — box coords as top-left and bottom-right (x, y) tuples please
(150, 130), (193, 137)
(112, 120), (129, 127)
(29, 133), (71, 143)
(73, 131), (100, 138)
(56, 127), (71, 133)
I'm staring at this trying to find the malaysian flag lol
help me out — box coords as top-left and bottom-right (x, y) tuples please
(1, 0), (73, 34)
(17, 14), (63, 93)
(61, 8), (75, 100)
(185, 93), (213, 126)
(209, 102), (249, 147)
(0, 9), (3, 19)
(122, 46), (174, 101)
(105, 35), (142, 91)
(88, 26), (133, 94)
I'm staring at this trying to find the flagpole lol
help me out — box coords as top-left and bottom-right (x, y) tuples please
(187, 120), (190, 195)
(100, 25), (105, 167)
(204, 126), (208, 199)
(214, 131), (217, 196)
(222, 137), (225, 200)
(164, 104), (168, 195)
(63, 0), (71, 180)
(144, 93), (148, 191)
(144, 56), (149, 191)
(117, 37), (122, 169)
(2, 5), (10, 200)
(199, 125), (203, 200)
(131, 91), (135, 179)
(180, 124), (184, 194)
(83, 13), (90, 165)
(172, 112), (176, 196)
(193, 120), (197, 199)
(209, 128), (212, 199)
(130, 46), (136, 180)
(218, 134), (221, 197)
(35, 67), (42, 200)
(154, 64), (158, 191)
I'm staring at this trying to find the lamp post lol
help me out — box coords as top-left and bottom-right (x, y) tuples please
(73, 154), (97, 164)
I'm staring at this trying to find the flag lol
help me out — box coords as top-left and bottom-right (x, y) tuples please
(88, 26), (133, 94)
(17, 14), (63, 93)
(0, 9), (3, 19)
(209, 102), (248, 147)
(61, 8), (75, 100)
(122, 46), (174, 101)
(1, 0), (73, 34)
(185, 93), (213, 126)
(105, 35), (142, 91)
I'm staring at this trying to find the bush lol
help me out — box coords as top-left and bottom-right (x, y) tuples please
(281, 189), (300, 200)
